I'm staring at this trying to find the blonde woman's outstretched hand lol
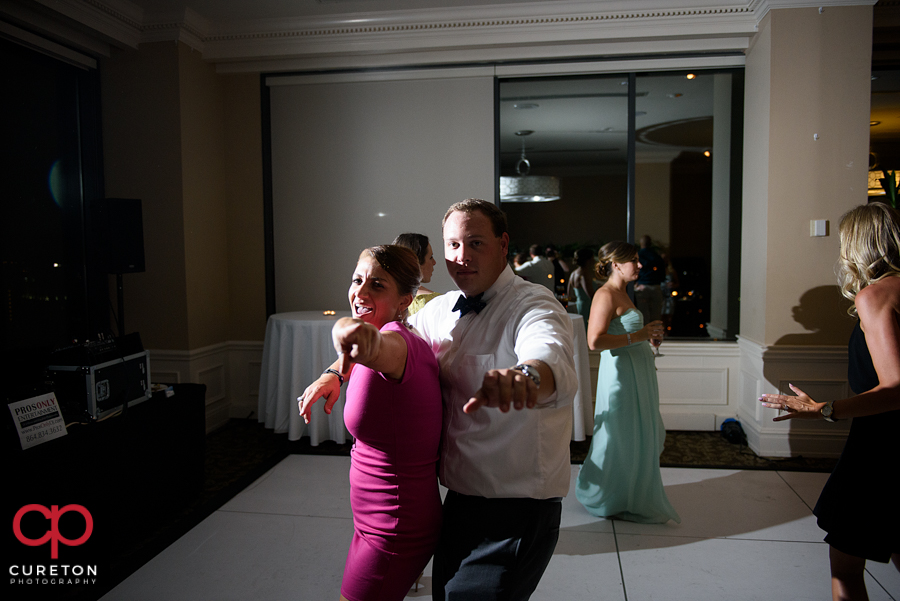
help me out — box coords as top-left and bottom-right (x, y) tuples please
(759, 384), (826, 421)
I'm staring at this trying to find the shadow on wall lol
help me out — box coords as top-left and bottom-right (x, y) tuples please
(774, 285), (856, 346)
(761, 285), (854, 460)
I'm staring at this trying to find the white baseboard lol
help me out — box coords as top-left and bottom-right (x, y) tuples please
(589, 341), (742, 431)
(150, 337), (851, 459)
(149, 341), (263, 433)
(586, 338), (850, 457)
(737, 337), (850, 458)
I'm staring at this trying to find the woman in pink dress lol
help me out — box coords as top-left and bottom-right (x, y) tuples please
(298, 245), (442, 601)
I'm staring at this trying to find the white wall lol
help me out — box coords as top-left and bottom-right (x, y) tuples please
(268, 70), (496, 311)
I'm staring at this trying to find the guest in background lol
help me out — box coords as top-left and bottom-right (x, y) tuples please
(576, 241), (680, 524)
(760, 202), (900, 601)
(298, 245), (442, 601)
(546, 245), (570, 284)
(634, 235), (667, 323)
(393, 232), (440, 315)
(660, 247), (679, 334)
(567, 248), (596, 330)
(514, 244), (555, 292)
(513, 250), (531, 271)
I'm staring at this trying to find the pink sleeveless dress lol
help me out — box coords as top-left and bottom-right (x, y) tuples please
(340, 321), (442, 601)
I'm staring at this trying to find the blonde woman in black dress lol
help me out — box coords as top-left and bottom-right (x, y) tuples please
(760, 202), (900, 601)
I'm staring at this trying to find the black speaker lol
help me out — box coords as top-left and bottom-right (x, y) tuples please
(92, 198), (145, 274)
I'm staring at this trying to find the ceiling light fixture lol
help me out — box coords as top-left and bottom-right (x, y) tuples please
(500, 130), (560, 203)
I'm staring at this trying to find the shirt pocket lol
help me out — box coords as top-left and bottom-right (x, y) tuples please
(444, 353), (497, 435)
(452, 353), (497, 401)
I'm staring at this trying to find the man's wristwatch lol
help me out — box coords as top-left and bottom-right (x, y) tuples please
(513, 364), (541, 388)
(821, 401), (837, 422)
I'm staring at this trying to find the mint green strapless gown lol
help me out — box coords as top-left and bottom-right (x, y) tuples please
(575, 308), (680, 524)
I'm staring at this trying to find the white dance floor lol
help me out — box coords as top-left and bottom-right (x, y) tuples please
(101, 456), (900, 601)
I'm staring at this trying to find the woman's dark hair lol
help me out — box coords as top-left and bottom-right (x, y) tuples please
(596, 241), (638, 279)
(574, 247), (595, 268)
(359, 245), (421, 297)
(392, 233), (430, 265)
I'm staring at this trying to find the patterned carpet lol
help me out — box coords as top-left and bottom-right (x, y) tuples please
(210, 419), (838, 472)
(572, 430), (838, 472)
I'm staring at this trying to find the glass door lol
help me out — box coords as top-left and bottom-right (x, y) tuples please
(498, 69), (742, 340)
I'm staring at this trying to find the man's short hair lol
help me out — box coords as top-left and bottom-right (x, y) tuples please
(442, 198), (508, 238)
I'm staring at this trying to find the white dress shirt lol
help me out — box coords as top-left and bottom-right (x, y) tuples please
(410, 265), (576, 499)
(514, 256), (556, 292)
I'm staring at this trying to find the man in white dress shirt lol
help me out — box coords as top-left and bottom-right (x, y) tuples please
(513, 244), (556, 292)
(409, 199), (576, 600)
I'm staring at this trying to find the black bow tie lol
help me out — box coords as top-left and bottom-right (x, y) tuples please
(452, 293), (487, 317)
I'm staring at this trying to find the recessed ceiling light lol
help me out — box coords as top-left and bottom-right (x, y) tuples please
(513, 103), (539, 109)
(871, 121), (881, 126)
(704, 151), (711, 157)
(686, 73), (696, 80)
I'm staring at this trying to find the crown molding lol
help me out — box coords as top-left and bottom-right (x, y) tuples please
(6, 0), (879, 70)
(750, 0), (877, 23)
(203, 2), (759, 61)
(140, 6), (209, 52)
(198, 1), (764, 72)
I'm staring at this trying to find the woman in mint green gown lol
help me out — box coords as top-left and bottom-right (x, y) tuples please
(575, 241), (681, 524)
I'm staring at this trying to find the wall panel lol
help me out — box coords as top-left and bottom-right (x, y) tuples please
(268, 72), (495, 311)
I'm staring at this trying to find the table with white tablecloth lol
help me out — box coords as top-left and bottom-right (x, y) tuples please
(258, 311), (353, 445)
(568, 313), (595, 441)
(258, 311), (595, 444)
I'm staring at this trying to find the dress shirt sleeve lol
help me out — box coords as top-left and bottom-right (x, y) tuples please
(512, 293), (577, 408)
(514, 262), (536, 282)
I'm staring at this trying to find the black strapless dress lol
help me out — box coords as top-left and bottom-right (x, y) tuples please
(813, 322), (900, 562)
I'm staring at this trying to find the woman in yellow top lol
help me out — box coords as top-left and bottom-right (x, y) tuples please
(393, 233), (440, 315)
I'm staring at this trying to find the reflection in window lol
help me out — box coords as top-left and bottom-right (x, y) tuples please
(498, 70), (743, 340)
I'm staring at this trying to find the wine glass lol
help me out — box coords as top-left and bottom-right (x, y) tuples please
(650, 336), (664, 358)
